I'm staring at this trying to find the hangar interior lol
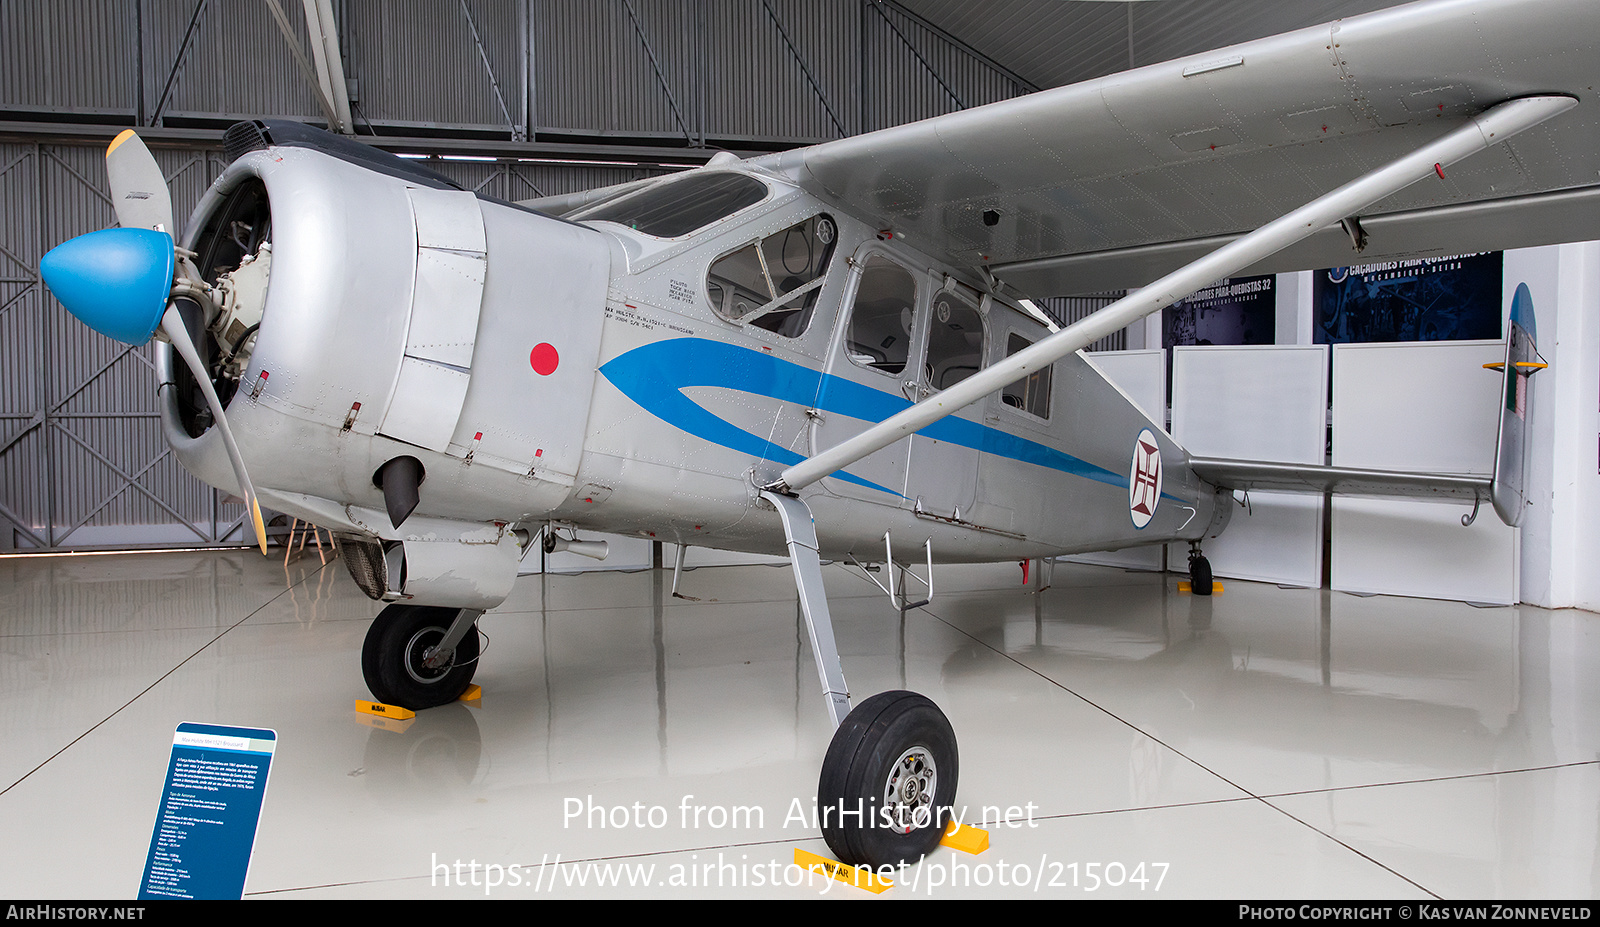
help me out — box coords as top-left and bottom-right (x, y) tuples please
(3, 0), (1598, 899)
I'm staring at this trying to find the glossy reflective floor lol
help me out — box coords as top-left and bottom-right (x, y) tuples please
(2, 550), (1597, 899)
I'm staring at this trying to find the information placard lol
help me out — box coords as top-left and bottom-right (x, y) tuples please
(138, 723), (276, 900)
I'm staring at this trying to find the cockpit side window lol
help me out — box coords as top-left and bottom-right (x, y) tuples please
(582, 172), (767, 238)
(706, 214), (837, 338)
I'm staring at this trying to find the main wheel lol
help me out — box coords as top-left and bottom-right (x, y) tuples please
(1189, 554), (1213, 596)
(361, 604), (481, 710)
(818, 691), (958, 868)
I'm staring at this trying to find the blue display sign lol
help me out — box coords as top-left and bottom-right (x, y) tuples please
(1314, 252), (1502, 343)
(138, 723), (276, 900)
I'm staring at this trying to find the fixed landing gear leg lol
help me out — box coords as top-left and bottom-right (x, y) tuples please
(761, 491), (959, 869)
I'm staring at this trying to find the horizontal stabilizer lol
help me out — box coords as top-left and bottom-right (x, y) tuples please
(1191, 458), (1491, 507)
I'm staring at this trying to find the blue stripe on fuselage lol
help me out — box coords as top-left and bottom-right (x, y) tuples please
(598, 337), (1127, 496)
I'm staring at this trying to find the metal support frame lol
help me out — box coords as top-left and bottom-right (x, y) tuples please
(619, 0), (695, 146)
(262, 0), (343, 130)
(460, 0), (523, 141)
(152, 0), (212, 125)
(868, 0), (967, 111)
(759, 0), (847, 137)
(299, 0), (354, 135)
(761, 491), (851, 728)
(875, 1), (1040, 95)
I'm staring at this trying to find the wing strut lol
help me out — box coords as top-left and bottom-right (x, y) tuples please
(768, 94), (1576, 494)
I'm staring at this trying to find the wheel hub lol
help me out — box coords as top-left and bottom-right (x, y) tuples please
(405, 627), (453, 683)
(882, 746), (937, 834)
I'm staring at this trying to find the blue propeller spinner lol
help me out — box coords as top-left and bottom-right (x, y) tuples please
(39, 227), (175, 345)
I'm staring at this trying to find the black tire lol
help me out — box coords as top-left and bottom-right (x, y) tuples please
(818, 690), (958, 868)
(361, 604), (481, 710)
(1190, 555), (1213, 596)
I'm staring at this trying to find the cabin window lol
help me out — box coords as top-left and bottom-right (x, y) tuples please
(706, 214), (837, 337)
(845, 256), (917, 375)
(1001, 332), (1051, 419)
(923, 292), (986, 391)
(583, 172), (767, 238)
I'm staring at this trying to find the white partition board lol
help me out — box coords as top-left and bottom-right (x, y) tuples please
(1069, 350), (1167, 570)
(1168, 345), (1328, 587)
(1330, 340), (1518, 604)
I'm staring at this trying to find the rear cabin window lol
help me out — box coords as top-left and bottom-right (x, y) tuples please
(846, 257), (917, 375)
(707, 214), (837, 337)
(1001, 332), (1051, 419)
(583, 172), (767, 238)
(924, 292), (986, 390)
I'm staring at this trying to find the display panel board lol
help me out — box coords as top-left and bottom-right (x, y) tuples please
(1330, 340), (1518, 603)
(1169, 345), (1328, 587)
(139, 723), (275, 900)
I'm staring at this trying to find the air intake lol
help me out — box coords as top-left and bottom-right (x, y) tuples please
(223, 121), (273, 164)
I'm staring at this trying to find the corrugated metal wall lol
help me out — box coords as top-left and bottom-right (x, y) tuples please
(0, 1), (1034, 550)
(2, 1), (1024, 143)
(0, 141), (241, 550)
(1036, 294), (1128, 353)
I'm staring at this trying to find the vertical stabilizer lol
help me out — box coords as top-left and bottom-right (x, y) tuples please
(1490, 284), (1541, 527)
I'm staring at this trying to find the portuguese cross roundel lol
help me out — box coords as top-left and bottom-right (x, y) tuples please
(1129, 428), (1162, 529)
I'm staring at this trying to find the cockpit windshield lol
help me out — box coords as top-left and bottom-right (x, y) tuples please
(580, 171), (768, 238)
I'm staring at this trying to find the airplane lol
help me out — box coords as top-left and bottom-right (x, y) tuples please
(33, 0), (1600, 871)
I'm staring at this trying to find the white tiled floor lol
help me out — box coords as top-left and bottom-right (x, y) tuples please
(2, 550), (1596, 899)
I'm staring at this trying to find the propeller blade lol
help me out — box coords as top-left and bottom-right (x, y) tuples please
(160, 306), (269, 555)
(105, 130), (175, 234)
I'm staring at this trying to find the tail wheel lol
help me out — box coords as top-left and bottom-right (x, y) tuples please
(361, 604), (480, 710)
(818, 690), (958, 868)
(1189, 554), (1213, 596)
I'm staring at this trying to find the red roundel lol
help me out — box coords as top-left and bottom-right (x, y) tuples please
(529, 343), (559, 376)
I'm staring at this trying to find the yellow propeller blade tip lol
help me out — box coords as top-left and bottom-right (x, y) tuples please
(107, 129), (138, 156)
(251, 500), (268, 556)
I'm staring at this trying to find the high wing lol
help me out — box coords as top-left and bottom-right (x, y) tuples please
(753, 0), (1600, 295)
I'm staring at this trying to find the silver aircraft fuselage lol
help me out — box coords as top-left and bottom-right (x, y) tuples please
(161, 147), (1215, 606)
